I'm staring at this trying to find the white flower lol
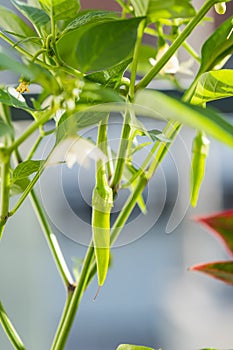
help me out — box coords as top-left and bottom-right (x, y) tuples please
(8, 87), (25, 102)
(149, 43), (193, 76)
(47, 136), (107, 169)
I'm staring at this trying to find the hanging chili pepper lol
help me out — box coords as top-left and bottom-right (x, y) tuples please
(190, 131), (210, 207)
(92, 118), (113, 287)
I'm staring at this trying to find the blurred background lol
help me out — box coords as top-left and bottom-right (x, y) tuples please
(0, 1), (233, 350)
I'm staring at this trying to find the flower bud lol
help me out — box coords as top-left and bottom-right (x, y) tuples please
(214, 2), (226, 15)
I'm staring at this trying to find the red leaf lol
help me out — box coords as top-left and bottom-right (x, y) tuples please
(190, 261), (233, 285)
(195, 209), (233, 257)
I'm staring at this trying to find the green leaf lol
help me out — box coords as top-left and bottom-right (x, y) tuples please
(0, 47), (33, 78)
(38, 0), (80, 20)
(11, 0), (50, 33)
(191, 69), (233, 105)
(147, 129), (171, 143)
(116, 345), (155, 350)
(198, 16), (233, 75)
(56, 110), (110, 143)
(62, 10), (118, 34)
(0, 119), (13, 137)
(191, 261), (233, 285)
(79, 83), (124, 105)
(10, 178), (31, 196)
(57, 17), (143, 73)
(196, 209), (233, 256)
(135, 90), (233, 148)
(12, 160), (43, 180)
(0, 88), (34, 111)
(0, 6), (37, 52)
(147, 0), (195, 21)
(86, 58), (132, 88)
(130, 0), (195, 20)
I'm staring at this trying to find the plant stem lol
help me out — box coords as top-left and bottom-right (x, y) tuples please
(129, 19), (146, 101)
(0, 301), (26, 350)
(136, 0), (216, 91)
(30, 190), (75, 288)
(0, 156), (10, 239)
(51, 243), (94, 350)
(110, 111), (131, 195)
(8, 165), (44, 217)
(8, 112), (52, 153)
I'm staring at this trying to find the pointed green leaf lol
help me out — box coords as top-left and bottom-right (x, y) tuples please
(147, 0), (195, 21)
(191, 69), (233, 105)
(198, 16), (233, 75)
(12, 160), (43, 181)
(134, 44), (156, 76)
(62, 10), (118, 34)
(191, 261), (233, 285)
(135, 90), (233, 148)
(38, 0), (80, 20)
(0, 119), (13, 137)
(196, 209), (233, 256)
(11, 0), (50, 32)
(0, 6), (37, 52)
(79, 83), (124, 105)
(130, 0), (195, 20)
(116, 344), (155, 350)
(10, 178), (31, 196)
(0, 88), (34, 111)
(86, 58), (132, 88)
(57, 17), (144, 73)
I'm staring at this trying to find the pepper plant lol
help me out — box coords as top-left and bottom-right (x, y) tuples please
(0, 0), (233, 349)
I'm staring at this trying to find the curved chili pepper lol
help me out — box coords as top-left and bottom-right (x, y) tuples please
(190, 132), (210, 207)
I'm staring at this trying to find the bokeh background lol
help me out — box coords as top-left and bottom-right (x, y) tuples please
(0, 1), (233, 350)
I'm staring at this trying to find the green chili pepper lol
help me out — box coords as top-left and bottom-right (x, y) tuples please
(92, 118), (113, 287)
(92, 183), (113, 287)
(214, 2), (226, 15)
(190, 132), (210, 207)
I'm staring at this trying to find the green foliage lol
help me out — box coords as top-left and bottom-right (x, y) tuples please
(130, 0), (195, 21)
(135, 90), (233, 147)
(12, 160), (43, 180)
(38, 0), (80, 20)
(198, 16), (233, 75)
(191, 69), (233, 105)
(11, 0), (50, 33)
(57, 17), (143, 72)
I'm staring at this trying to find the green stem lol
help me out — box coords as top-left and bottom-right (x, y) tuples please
(8, 112), (52, 153)
(0, 301), (26, 350)
(26, 135), (43, 161)
(0, 156), (10, 239)
(136, 0), (216, 91)
(110, 112), (131, 195)
(182, 41), (201, 62)
(8, 164), (45, 217)
(51, 243), (94, 350)
(0, 31), (53, 71)
(129, 19), (146, 101)
(30, 190), (75, 289)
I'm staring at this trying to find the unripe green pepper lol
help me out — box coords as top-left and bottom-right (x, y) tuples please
(214, 2), (226, 15)
(190, 132), (210, 207)
(92, 185), (113, 286)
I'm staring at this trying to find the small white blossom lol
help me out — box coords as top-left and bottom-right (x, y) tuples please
(47, 136), (107, 169)
(149, 43), (193, 76)
(8, 87), (25, 102)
